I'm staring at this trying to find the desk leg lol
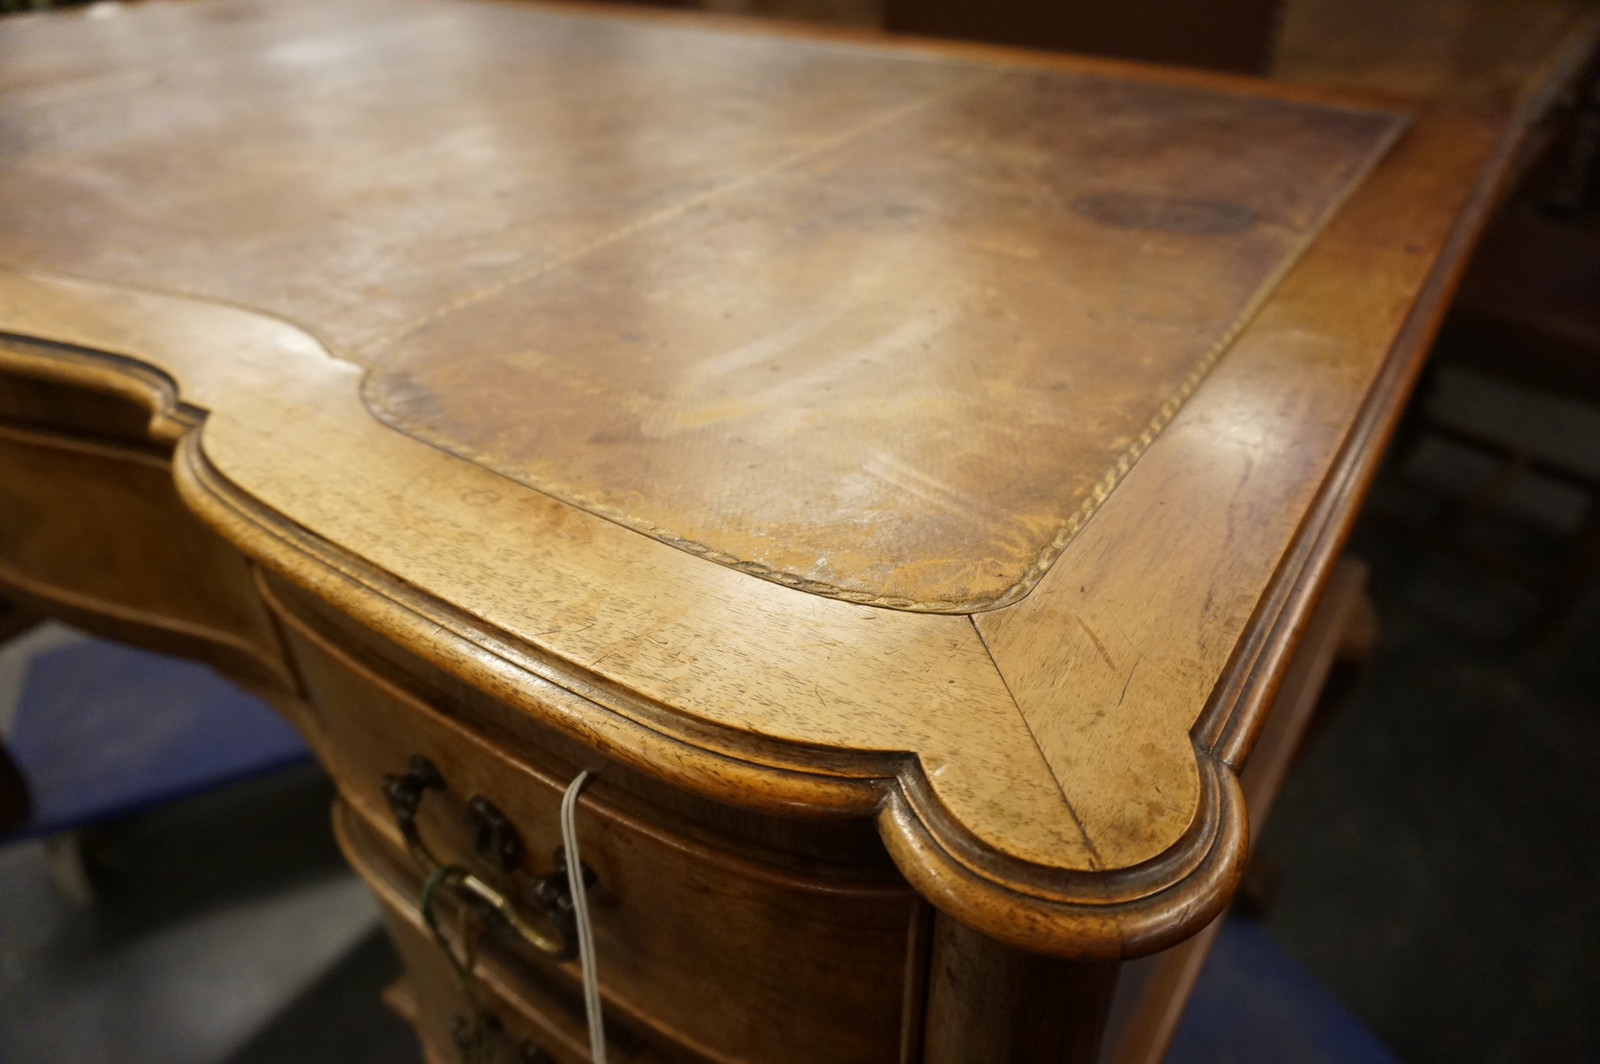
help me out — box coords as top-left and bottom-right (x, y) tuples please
(923, 914), (1119, 1063)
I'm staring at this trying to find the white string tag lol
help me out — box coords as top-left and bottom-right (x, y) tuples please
(560, 769), (605, 1064)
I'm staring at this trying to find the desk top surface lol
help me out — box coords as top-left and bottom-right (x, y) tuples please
(1, 0), (1400, 612)
(0, 0), (1500, 954)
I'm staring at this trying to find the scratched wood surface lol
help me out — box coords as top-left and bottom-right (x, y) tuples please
(0, 0), (1509, 956)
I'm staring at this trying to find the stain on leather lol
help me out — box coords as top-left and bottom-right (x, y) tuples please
(1071, 193), (1260, 235)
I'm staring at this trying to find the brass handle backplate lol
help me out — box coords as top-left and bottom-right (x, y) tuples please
(382, 754), (593, 962)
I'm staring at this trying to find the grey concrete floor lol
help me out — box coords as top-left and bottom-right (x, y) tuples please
(0, 367), (1595, 1062)
(0, 762), (420, 1064)
(1258, 366), (1600, 1064)
(0, 627), (421, 1064)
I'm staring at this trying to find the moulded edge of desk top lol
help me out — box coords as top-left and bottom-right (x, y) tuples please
(0, 74), (1514, 958)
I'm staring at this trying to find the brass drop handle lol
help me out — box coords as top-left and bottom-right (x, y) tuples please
(382, 755), (593, 962)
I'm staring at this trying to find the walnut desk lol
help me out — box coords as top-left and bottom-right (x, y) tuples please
(0, 1), (1511, 1060)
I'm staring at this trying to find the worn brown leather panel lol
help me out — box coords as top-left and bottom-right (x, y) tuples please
(0, 0), (1401, 610)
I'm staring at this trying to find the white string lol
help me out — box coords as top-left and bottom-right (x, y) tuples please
(560, 770), (605, 1064)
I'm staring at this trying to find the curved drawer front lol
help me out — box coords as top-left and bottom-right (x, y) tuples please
(343, 800), (660, 1064)
(278, 593), (922, 1064)
(0, 416), (289, 692)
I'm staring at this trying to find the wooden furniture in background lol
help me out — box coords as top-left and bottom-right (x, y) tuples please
(705, 0), (1600, 99)
(1273, 0), (1600, 118)
(0, 0), (1575, 1059)
(1397, 204), (1600, 639)
(883, 0), (1285, 74)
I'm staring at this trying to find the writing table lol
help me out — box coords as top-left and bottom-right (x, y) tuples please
(0, 0), (1524, 1059)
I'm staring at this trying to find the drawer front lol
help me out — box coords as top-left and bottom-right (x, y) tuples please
(345, 801), (658, 1064)
(384, 911), (599, 1064)
(0, 421), (290, 691)
(281, 599), (921, 1064)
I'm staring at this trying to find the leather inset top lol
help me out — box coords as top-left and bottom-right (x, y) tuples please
(0, 0), (1403, 610)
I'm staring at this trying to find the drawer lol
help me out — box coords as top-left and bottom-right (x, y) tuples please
(342, 799), (660, 1064)
(0, 419), (290, 692)
(278, 592), (924, 1064)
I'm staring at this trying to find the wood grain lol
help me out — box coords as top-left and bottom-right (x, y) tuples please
(922, 915), (1118, 1064)
(972, 105), (1504, 871)
(279, 588), (920, 1064)
(0, 0), (1402, 612)
(0, 414), (292, 692)
(0, 0), (1524, 962)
